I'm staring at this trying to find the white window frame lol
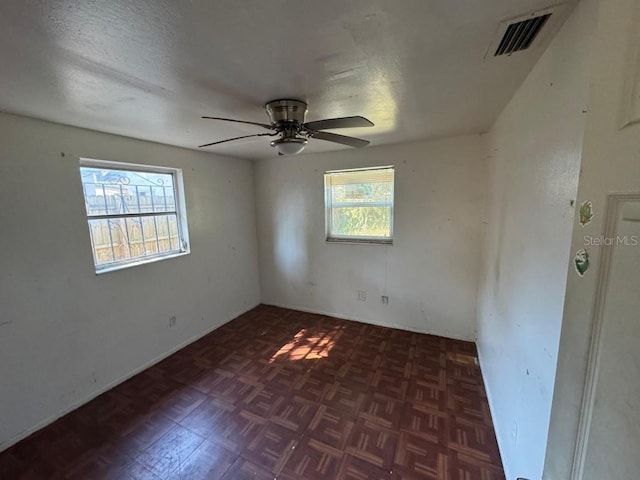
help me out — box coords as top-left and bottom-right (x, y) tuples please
(79, 158), (190, 274)
(324, 166), (394, 245)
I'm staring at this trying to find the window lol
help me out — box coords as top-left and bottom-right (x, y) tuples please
(79, 158), (190, 273)
(324, 166), (394, 244)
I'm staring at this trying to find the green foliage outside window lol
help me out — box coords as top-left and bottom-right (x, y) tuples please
(325, 168), (394, 241)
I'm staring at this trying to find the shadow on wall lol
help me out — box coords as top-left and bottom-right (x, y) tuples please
(272, 184), (311, 295)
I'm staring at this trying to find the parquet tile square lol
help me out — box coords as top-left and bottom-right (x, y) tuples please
(0, 305), (504, 480)
(267, 364), (304, 390)
(412, 357), (447, 379)
(166, 360), (209, 386)
(363, 324), (393, 341)
(416, 334), (447, 349)
(340, 322), (368, 336)
(359, 393), (404, 430)
(190, 367), (235, 395)
(385, 343), (417, 362)
(400, 401), (448, 444)
(270, 395), (319, 434)
(120, 461), (164, 480)
(291, 370), (331, 403)
(178, 396), (235, 439)
(447, 385), (493, 425)
(447, 360), (484, 387)
(350, 346), (384, 367)
(241, 421), (299, 474)
(116, 372), (183, 413)
(447, 415), (502, 464)
(448, 451), (506, 480)
(212, 374), (262, 405)
(324, 381), (367, 414)
(411, 366), (447, 390)
(190, 343), (232, 367)
(220, 457), (275, 480)
(116, 410), (177, 457)
(379, 353), (413, 378)
(70, 389), (132, 427)
(155, 386), (208, 423)
(217, 351), (253, 374)
(279, 436), (344, 480)
(25, 430), (88, 472)
(236, 382), (287, 418)
(406, 378), (447, 410)
(330, 333), (361, 352)
(338, 362), (375, 389)
(237, 357), (283, 382)
(370, 369), (409, 401)
(345, 418), (398, 470)
(338, 454), (397, 480)
(62, 442), (135, 480)
(210, 409), (268, 454)
(311, 354), (349, 379)
(136, 424), (204, 478)
(165, 440), (237, 480)
(394, 432), (448, 479)
(306, 404), (356, 449)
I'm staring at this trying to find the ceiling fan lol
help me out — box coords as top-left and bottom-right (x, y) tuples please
(198, 99), (374, 156)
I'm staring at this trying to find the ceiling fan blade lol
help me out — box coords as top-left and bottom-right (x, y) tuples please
(304, 116), (374, 131)
(202, 116), (275, 130)
(198, 133), (275, 148)
(309, 131), (370, 148)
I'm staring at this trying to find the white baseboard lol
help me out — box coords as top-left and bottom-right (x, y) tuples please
(476, 345), (512, 480)
(0, 302), (259, 453)
(264, 302), (475, 342)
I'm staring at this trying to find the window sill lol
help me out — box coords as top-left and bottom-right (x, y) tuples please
(94, 250), (190, 275)
(326, 237), (393, 246)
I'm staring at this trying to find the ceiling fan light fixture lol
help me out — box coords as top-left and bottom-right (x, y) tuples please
(270, 137), (307, 156)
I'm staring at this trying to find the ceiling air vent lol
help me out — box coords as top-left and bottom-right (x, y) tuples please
(494, 13), (552, 56)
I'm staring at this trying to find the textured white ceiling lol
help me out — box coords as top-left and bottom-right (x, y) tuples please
(0, 0), (576, 160)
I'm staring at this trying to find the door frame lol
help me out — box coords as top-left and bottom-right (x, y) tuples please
(571, 193), (640, 479)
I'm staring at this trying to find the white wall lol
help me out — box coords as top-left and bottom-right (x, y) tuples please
(255, 136), (486, 341)
(0, 112), (261, 450)
(476, 0), (597, 478)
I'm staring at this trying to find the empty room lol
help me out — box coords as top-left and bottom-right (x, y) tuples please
(1, 0), (639, 479)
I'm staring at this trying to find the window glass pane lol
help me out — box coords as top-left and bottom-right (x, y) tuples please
(163, 185), (176, 209)
(330, 206), (392, 238)
(88, 219), (115, 264)
(325, 167), (394, 240)
(80, 167), (176, 216)
(142, 216), (160, 254)
(125, 217), (146, 258)
(88, 214), (180, 267)
(330, 173), (393, 206)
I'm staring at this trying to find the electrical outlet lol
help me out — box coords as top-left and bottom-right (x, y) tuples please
(169, 316), (177, 327)
(381, 295), (389, 304)
(356, 291), (366, 301)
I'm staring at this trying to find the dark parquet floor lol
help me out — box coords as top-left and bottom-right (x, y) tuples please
(0, 305), (505, 479)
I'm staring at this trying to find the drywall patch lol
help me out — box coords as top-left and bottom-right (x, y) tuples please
(579, 200), (594, 226)
(574, 248), (590, 276)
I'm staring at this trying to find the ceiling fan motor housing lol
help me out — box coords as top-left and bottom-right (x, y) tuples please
(265, 99), (308, 126)
(266, 99), (309, 155)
